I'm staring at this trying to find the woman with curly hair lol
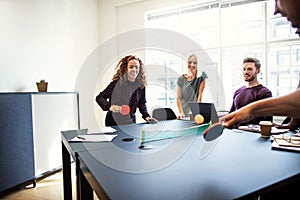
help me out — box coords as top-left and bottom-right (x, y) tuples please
(96, 55), (157, 126)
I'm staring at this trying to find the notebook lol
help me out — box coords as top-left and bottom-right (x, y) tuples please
(188, 102), (219, 124)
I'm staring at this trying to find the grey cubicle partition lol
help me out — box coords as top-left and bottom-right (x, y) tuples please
(0, 92), (79, 194)
(0, 93), (35, 193)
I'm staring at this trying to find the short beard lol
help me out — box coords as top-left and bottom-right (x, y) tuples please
(244, 75), (256, 82)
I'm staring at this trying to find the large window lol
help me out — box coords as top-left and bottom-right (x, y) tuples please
(144, 0), (300, 113)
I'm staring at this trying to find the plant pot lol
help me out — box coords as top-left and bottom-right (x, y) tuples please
(36, 82), (48, 92)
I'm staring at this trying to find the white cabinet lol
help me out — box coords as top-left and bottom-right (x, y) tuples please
(31, 93), (79, 177)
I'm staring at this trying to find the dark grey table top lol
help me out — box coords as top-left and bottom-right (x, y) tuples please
(69, 120), (300, 200)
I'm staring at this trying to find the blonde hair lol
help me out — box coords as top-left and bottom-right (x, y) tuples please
(187, 54), (198, 75)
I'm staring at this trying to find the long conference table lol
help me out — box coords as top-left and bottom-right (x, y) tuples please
(61, 119), (300, 200)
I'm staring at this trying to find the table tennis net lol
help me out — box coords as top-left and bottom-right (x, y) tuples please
(142, 123), (210, 143)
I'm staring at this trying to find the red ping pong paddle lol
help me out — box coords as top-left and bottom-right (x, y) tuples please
(121, 105), (130, 115)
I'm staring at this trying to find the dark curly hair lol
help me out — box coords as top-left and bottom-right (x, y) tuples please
(112, 55), (147, 88)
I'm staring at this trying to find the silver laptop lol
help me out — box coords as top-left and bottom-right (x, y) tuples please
(188, 102), (219, 124)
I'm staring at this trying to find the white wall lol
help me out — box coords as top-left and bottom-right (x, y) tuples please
(0, 0), (209, 129)
(0, 0), (98, 92)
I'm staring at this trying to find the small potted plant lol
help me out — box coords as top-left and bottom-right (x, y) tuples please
(36, 79), (48, 92)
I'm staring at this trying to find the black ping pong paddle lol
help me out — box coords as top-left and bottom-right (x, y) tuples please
(203, 123), (224, 141)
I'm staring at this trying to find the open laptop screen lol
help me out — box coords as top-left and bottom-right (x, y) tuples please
(188, 102), (219, 124)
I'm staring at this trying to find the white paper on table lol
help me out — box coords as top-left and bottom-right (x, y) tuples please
(238, 125), (289, 134)
(69, 134), (117, 142)
(271, 140), (300, 152)
(87, 127), (117, 134)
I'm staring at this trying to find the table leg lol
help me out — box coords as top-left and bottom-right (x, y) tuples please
(75, 154), (81, 200)
(78, 165), (93, 200)
(62, 142), (72, 200)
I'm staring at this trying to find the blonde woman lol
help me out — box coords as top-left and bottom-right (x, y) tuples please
(176, 54), (207, 119)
